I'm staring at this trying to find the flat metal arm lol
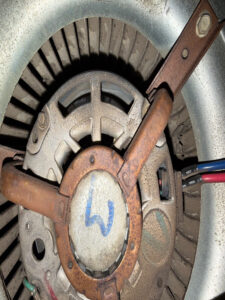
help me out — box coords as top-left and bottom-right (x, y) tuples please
(1, 163), (69, 224)
(118, 89), (172, 195)
(118, 0), (224, 196)
(146, 0), (224, 96)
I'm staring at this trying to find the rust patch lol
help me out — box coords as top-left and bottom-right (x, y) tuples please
(118, 89), (172, 196)
(1, 162), (69, 224)
(146, 0), (223, 96)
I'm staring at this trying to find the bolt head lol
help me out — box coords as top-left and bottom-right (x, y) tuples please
(196, 13), (211, 38)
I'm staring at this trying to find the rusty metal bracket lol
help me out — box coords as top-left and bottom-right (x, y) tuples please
(146, 0), (224, 96)
(117, 0), (224, 197)
(1, 163), (69, 224)
(0, 145), (68, 224)
(118, 89), (173, 196)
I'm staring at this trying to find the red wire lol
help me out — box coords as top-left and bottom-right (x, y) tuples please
(201, 173), (225, 183)
(44, 274), (58, 300)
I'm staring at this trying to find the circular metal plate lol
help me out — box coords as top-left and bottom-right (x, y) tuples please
(69, 170), (127, 272)
(55, 146), (142, 300)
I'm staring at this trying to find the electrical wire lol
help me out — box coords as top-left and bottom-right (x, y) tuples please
(182, 159), (225, 177)
(198, 160), (225, 172)
(44, 273), (58, 300)
(201, 173), (225, 183)
(182, 172), (225, 188)
(23, 278), (35, 293)
(182, 175), (201, 188)
(23, 278), (41, 300)
(182, 159), (225, 187)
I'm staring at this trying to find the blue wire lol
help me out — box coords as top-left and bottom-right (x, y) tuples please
(197, 160), (225, 172)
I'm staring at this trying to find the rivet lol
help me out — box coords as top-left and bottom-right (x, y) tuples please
(89, 155), (95, 164)
(181, 48), (189, 59)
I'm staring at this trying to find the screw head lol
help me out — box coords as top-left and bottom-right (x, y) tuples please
(196, 13), (211, 38)
(89, 155), (95, 164)
(68, 261), (73, 269)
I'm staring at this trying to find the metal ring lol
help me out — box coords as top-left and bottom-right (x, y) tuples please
(55, 146), (142, 300)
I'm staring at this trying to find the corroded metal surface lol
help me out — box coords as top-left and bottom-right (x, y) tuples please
(146, 0), (224, 96)
(57, 146), (142, 300)
(100, 279), (119, 300)
(1, 163), (69, 224)
(118, 89), (172, 196)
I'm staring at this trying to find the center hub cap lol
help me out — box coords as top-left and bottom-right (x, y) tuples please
(69, 170), (127, 273)
(55, 146), (142, 299)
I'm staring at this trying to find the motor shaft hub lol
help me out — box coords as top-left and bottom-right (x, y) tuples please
(56, 146), (142, 300)
(69, 170), (128, 274)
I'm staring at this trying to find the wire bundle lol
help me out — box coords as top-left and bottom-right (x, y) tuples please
(182, 159), (225, 188)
